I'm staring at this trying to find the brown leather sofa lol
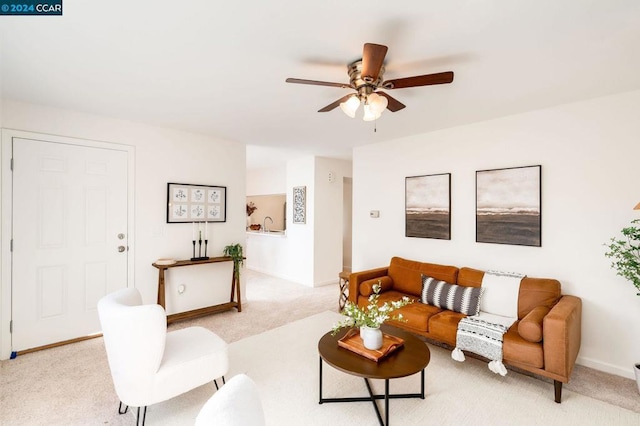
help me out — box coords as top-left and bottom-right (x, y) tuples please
(348, 256), (582, 403)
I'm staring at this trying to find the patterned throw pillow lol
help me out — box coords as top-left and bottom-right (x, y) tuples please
(421, 274), (484, 316)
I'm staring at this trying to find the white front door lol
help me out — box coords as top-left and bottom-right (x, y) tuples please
(12, 137), (130, 351)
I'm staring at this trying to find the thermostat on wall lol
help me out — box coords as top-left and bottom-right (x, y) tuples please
(370, 210), (380, 218)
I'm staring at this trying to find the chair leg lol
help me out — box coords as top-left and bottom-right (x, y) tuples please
(214, 375), (227, 390)
(136, 406), (147, 426)
(118, 401), (129, 414)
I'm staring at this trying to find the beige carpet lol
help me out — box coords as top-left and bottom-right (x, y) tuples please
(0, 270), (639, 425)
(115, 311), (640, 425)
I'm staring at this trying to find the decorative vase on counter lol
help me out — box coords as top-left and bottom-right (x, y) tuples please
(360, 326), (383, 350)
(246, 216), (251, 229)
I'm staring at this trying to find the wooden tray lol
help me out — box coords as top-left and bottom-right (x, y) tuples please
(338, 328), (404, 362)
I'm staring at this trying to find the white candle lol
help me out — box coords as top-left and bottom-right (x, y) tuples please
(198, 222), (202, 241)
(192, 222), (195, 240)
(205, 221), (208, 239)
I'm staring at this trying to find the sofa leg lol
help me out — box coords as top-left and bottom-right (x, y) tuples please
(554, 380), (562, 403)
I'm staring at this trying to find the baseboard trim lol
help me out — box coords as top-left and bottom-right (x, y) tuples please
(246, 267), (338, 288)
(577, 355), (635, 379)
(314, 279), (338, 287)
(15, 333), (102, 357)
(247, 267), (301, 285)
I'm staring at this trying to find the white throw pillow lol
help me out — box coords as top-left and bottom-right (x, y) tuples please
(479, 270), (524, 319)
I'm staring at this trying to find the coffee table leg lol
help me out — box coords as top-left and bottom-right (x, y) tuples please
(364, 378), (384, 426)
(385, 379), (390, 426)
(319, 357), (323, 404)
(421, 369), (425, 399)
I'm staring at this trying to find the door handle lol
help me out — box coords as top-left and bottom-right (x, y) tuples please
(118, 246), (126, 253)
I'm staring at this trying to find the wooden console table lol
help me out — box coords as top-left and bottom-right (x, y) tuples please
(152, 256), (241, 324)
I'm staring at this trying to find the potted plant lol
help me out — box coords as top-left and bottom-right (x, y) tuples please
(605, 219), (640, 295)
(604, 218), (640, 392)
(246, 202), (257, 228)
(332, 282), (412, 350)
(223, 243), (244, 283)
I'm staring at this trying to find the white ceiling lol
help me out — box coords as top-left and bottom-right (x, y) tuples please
(1, 1), (639, 170)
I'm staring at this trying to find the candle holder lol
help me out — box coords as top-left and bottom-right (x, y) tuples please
(190, 238), (209, 261)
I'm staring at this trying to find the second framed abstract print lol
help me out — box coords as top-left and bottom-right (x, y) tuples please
(476, 165), (541, 247)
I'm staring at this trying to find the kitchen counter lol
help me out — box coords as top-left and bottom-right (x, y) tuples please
(246, 230), (286, 237)
(246, 230), (288, 276)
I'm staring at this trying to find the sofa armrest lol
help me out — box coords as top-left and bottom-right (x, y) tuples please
(542, 295), (582, 382)
(348, 267), (389, 303)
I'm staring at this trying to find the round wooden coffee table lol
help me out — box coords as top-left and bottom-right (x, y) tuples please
(318, 325), (430, 426)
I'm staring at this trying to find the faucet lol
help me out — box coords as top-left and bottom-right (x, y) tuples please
(263, 216), (273, 232)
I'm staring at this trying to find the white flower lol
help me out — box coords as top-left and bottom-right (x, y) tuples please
(331, 279), (414, 335)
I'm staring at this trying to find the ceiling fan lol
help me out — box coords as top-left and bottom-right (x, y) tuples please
(286, 43), (454, 121)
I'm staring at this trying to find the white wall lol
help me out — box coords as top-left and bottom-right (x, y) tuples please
(284, 156), (315, 285)
(314, 157), (352, 285)
(0, 100), (247, 358)
(246, 166), (286, 195)
(352, 89), (640, 379)
(343, 177), (353, 272)
(245, 156), (353, 286)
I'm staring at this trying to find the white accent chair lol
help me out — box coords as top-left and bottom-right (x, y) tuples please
(195, 374), (265, 426)
(98, 288), (228, 425)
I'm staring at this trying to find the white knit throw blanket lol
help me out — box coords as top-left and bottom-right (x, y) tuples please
(452, 270), (524, 376)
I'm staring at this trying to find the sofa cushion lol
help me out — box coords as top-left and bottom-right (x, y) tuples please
(359, 276), (394, 297)
(388, 257), (459, 297)
(376, 291), (437, 332)
(428, 310), (466, 346)
(503, 322), (544, 368)
(518, 277), (561, 318)
(394, 302), (441, 333)
(518, 305), (550, 343)
(421, 275), (484, 316)
(456, 267), (484, 288)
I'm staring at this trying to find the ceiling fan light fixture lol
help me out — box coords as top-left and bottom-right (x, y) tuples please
(362, 103), (380, 122)
(339, 95), (360, 118)
(368, 92), (388, 115)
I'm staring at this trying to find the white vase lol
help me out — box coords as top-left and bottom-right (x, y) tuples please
(360, 326), (383, 350)
(246, 216), (251, 229)
(634, 363), (640, 394)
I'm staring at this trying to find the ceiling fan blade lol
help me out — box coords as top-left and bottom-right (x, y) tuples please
(318, 94), (355, 112)
(382, 71), (454, 89)
(286, 78), (351, 89)
(361, 43), (388, 82)
(377, 91), (406, 112)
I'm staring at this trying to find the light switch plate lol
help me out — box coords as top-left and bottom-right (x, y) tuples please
(370, 210), (380, 218)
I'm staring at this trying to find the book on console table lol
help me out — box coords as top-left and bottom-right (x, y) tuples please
(338, 328), (404, 362)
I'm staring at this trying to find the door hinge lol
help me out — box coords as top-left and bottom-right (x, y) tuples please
(10, 158), (14, 171)
(10, 239), (13, 252)
(9, 320), (12, 333)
